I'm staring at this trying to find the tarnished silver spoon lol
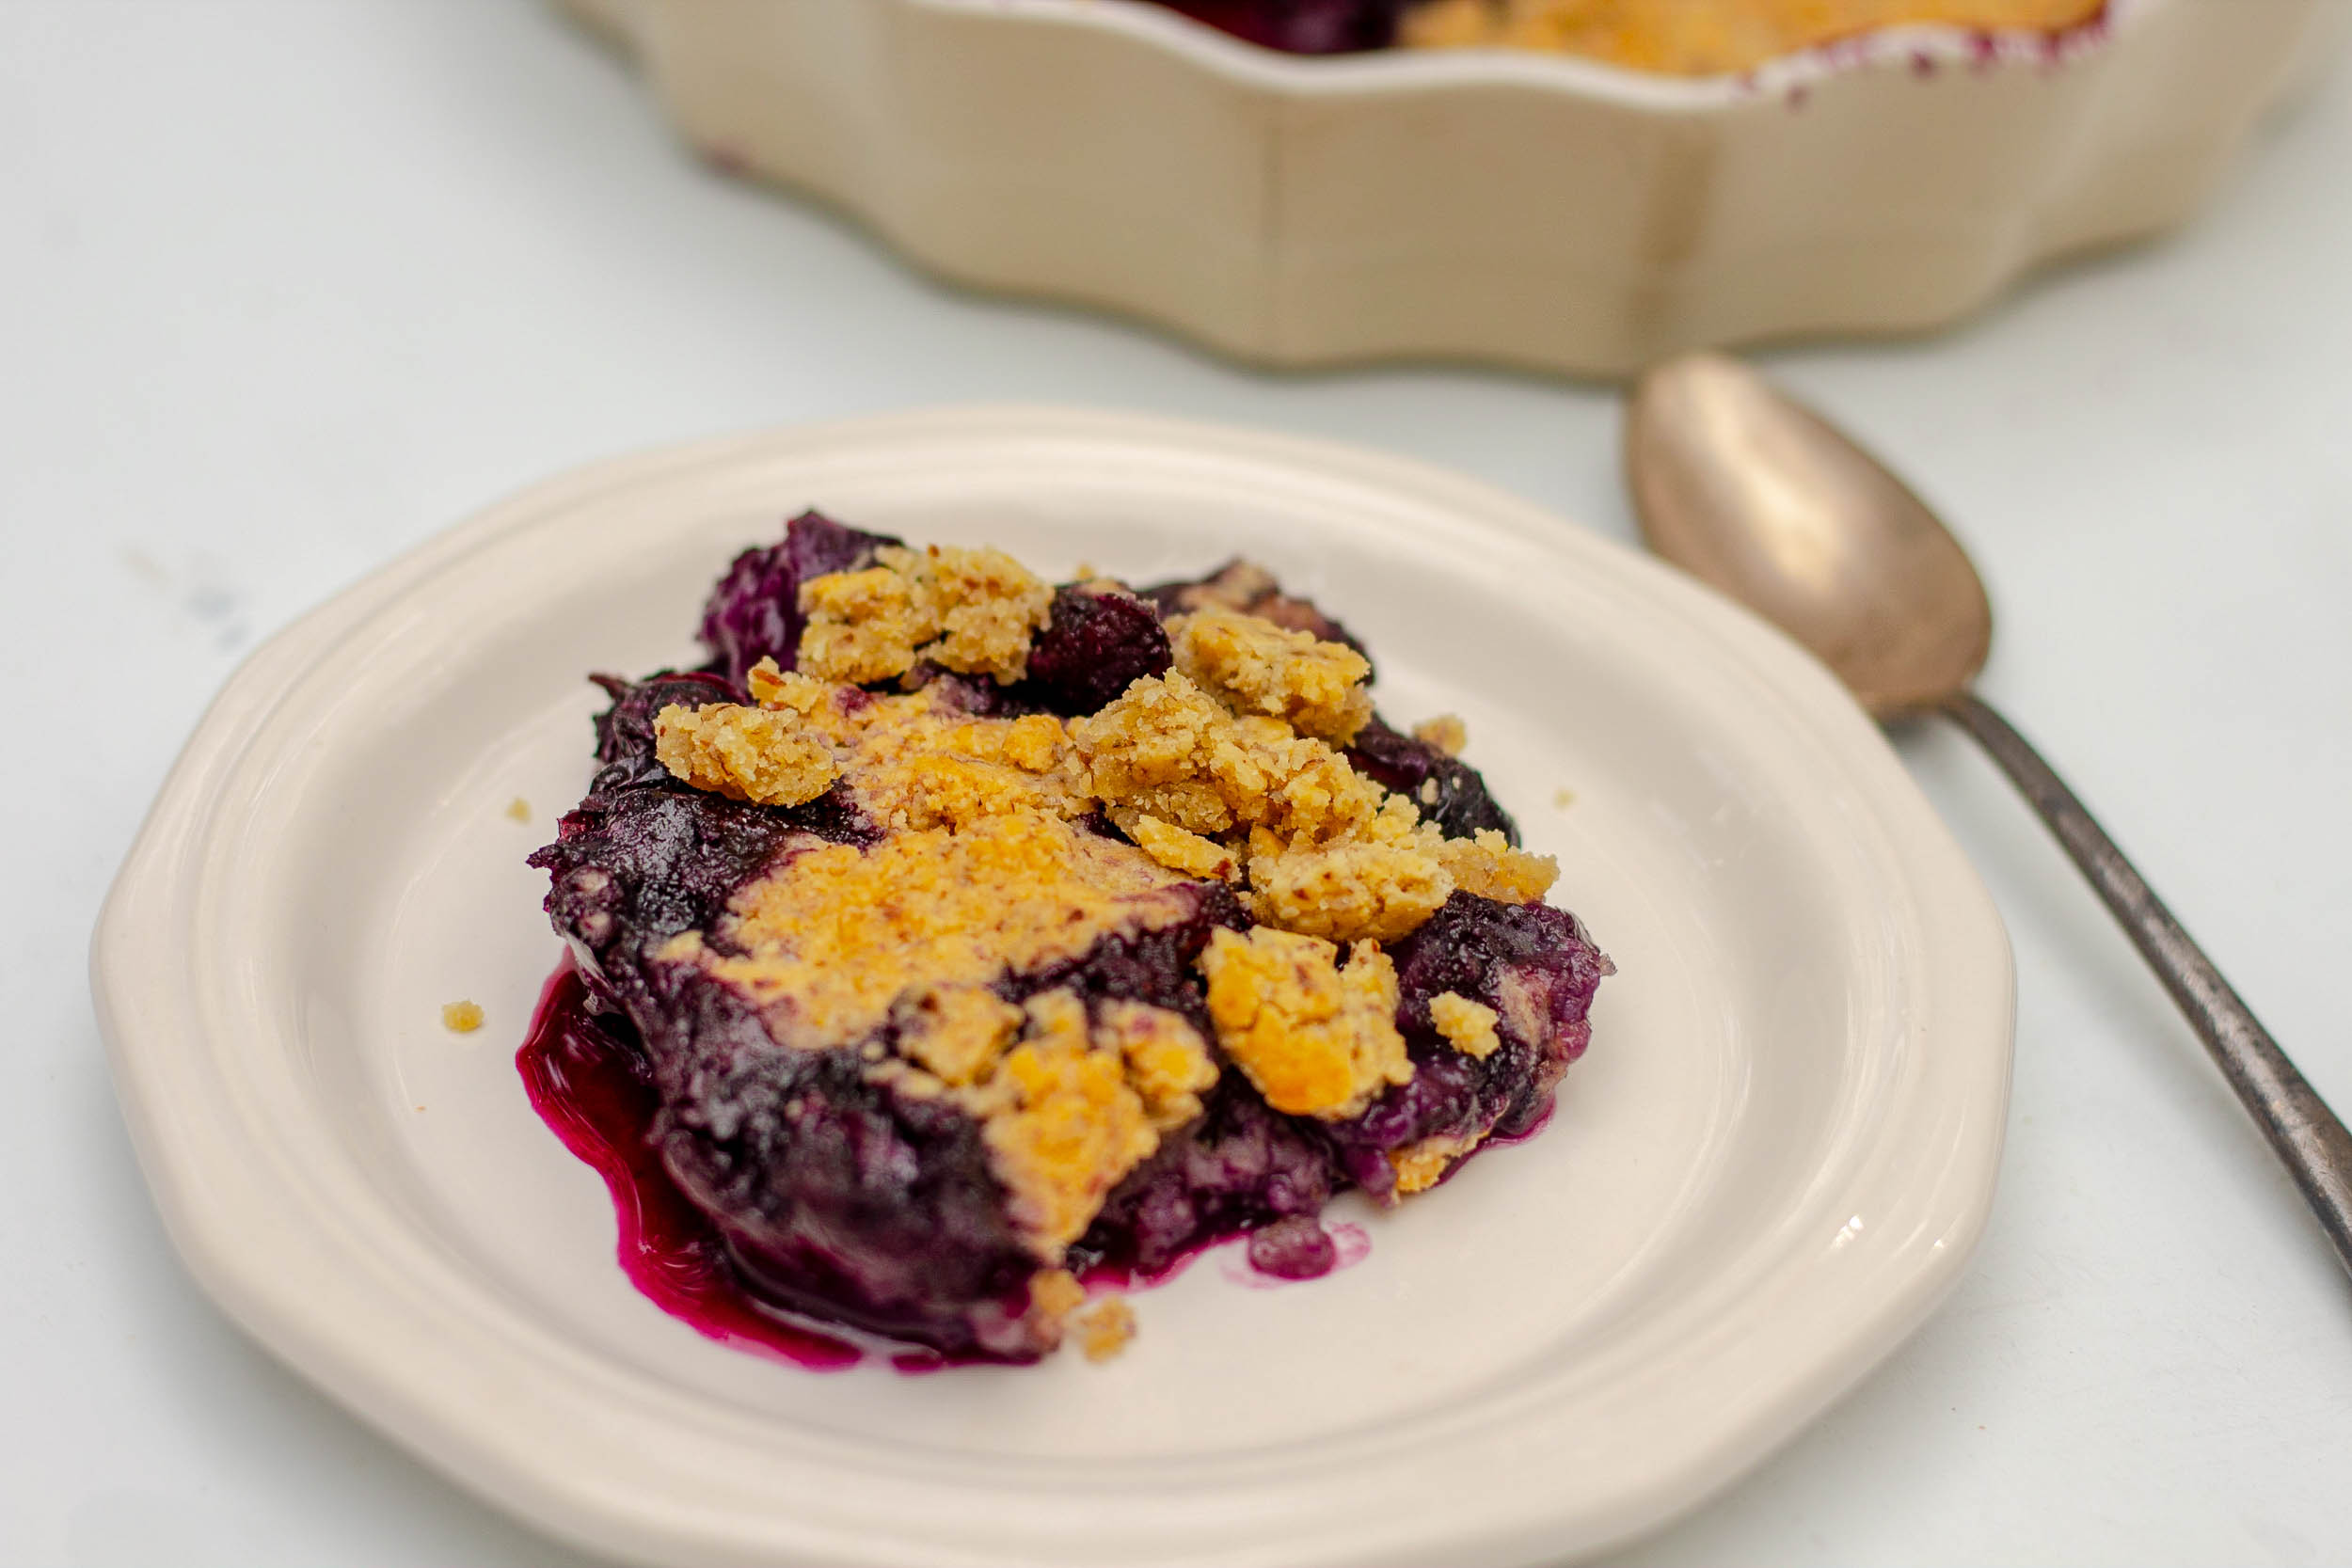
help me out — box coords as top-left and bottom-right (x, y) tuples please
(1626, 350), (2352, 1277)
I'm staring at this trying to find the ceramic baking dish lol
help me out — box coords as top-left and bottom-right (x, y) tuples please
(560, 0), (2345, 375)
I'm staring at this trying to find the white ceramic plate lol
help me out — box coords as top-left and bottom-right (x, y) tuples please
(95, 407), (2012, 1568)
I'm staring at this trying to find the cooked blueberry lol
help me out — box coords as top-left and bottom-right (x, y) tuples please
(698, 510), (901, 685)
(1016, 582), (1173, 715)
(1141, 558), (1368, 658)
(1245, 1214), (1342, 1279)
(1150, 1), (1402, 55)
(1345, 715), (1519, 843)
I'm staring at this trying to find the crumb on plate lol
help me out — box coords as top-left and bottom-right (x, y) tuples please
(1411, 714), (1468, 756)
(1075, 1296), (1137, 1362)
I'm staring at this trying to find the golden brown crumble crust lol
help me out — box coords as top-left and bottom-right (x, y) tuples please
(1168, 608), (1374, 745)
(645, 549), (1567, 1286)
(1199, 927), (1413, 1119)
(1432, 829), (1558, 905)
(1387, 1132), (1486, 1196)
(1026, 1267), (1086, 1328)
(653, 702), (839, 807)
(972, 990), (1160, 1256)
(691, 811), (1194, 1052)
(1072, 672), (1383, 846)
(797, 545), (1052, 685)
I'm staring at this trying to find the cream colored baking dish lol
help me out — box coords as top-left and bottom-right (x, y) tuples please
(562, 0), (2345, 376)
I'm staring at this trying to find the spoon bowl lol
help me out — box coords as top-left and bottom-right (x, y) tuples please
(1626, 353), (1991, 719)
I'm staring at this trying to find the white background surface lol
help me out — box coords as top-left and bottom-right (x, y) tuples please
(4, 3), (2347, 1564)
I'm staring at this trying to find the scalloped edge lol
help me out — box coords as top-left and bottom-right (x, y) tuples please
(560, 0), (2341, 375)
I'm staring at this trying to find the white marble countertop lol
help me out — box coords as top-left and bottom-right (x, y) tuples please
(7, 3), (2349, 1564)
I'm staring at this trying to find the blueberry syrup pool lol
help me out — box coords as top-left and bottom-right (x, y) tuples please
(516, 961), (866, 1370)
(518, 958), (1370, 1370)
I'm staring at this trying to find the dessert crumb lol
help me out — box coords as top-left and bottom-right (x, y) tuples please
(1389, 1132), (1483, 1196)
(1411, 714), (1468, 756)
(1030, 1267), (1086, 1323)
(1075, 1297), (1137, 1362)
(505, 797), (532, 823)
(441, 1000), (485, 1034)
(1552, 786), (1577, 810)
(1429, 991), (1502, 1058)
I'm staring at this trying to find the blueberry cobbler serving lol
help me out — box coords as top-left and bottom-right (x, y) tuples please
(525, 513), (1611, 1367)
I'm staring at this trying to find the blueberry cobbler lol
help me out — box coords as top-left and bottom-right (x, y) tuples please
(525, 513), (1611, 1366)
(1153, 1), (2106, 73)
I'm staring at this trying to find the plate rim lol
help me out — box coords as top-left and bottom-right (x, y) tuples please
(93, 404), (2014, 1568)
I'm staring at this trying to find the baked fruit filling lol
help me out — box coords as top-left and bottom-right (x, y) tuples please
(1152, 0), (2106, 73)
(529, 512), (1611, 1363)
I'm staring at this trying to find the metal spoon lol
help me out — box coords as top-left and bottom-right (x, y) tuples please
(1625, 350), (2352, 1277)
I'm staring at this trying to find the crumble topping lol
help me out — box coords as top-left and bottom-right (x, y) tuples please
(1072, 672), (1382, 845)
(825, 701), (1088, 832)
(1115, 810), (1239, 882)
(1238, 797), (1551, 942)
(688, 811), (1198, 1051)
(1199, 927), (1412, 1119)
(1094, 1000), (1220, 1130)
(899, 993), (1215, 1259)
(504, 797), (532, 823)
(796, 564), (932, 685)
(745, 659), (834, 716)
(1074, 1297), (1137, 1362)
(974, 990), (1160, 1256)
(1168, 608), (1374, 745)
(895, 545), (1056, 684)
(742, 657), (1092, 832)
(894, 985), (1025, 1086)
(1028, 1267), (1086, 1323)
(1411, 714), (1468, 757)
(797, 545), (1052, 684)
(648, 543), (1574, 1258)
(1431, 829), (1558, 904)
(1429, 991), (1502, 1058)
(654, 701), (840, 807)
(1389, 1132), (1486, 1196)
(441, 1000), (485, 1033)
(1243, 836), (1453, 944)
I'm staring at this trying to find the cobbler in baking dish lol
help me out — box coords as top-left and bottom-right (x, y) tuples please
(1154, 0), (2106, 73)
(525, 512), (1610, 1365)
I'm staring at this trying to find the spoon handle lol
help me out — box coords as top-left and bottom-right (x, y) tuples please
(1943, 691), (2352, 1277)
